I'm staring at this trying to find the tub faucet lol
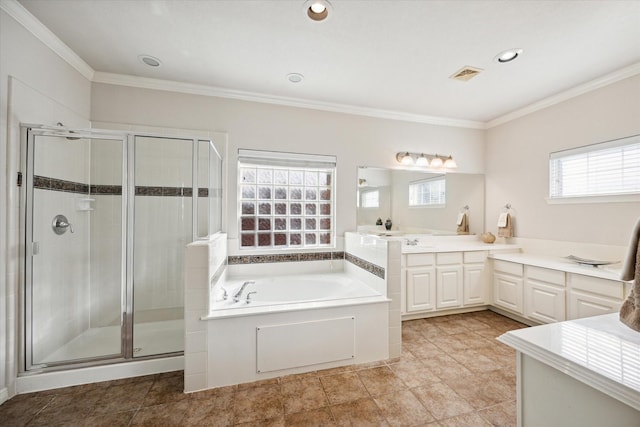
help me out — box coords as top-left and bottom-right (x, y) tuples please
(233, 281), (255, 302)
(405, 238), (419, 246)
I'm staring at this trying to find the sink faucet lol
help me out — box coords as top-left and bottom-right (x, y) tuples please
(233, 281), (255, 302)
(405, 238), (419, 246)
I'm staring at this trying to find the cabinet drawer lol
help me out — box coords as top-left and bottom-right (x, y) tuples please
(436, 252), (463, 265)
(406, 253), (435, 267)
(526, 266), (565, 286)
(464, 251), (488, 264)
(568, 274), (624, 300)
(493, 260), (523, 276)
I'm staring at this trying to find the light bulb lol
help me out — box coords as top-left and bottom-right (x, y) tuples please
(401, 152), (414, 165)
(415, 154), (429, 166)
(430, 156), (443, 168)
(444, 156), (457, 168)
(310, 2), (326, 13)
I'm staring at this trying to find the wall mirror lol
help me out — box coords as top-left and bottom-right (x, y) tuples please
(357, 167), (485, 235)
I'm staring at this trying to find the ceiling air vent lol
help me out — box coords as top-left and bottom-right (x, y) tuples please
(450, 66), (483, 82)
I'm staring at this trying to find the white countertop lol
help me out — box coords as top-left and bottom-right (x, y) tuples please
(490, 252), (625, 281)
(499, 313), (640, 411)
(402, 242), (519, 254)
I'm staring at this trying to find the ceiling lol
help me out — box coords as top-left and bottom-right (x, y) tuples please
(16, 0), (640, 126)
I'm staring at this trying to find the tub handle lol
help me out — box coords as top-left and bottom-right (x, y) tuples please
(245, 291), (257, 303)
(221, 287), (229, 301)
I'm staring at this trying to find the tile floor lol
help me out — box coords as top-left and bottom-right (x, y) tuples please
(0, 310), (527, 426)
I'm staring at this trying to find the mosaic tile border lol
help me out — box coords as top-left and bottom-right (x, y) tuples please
(226, 250), (384, 279)
(345, 252), (385, 279)
(228, 251), (345, 265)
(33, 175), (214, 197)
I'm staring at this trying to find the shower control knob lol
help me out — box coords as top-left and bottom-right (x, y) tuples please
(52, 214), (74, 235)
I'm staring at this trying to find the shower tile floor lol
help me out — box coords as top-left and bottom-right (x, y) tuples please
(41, 319), (184, 363)
(1, 310), (526, 426)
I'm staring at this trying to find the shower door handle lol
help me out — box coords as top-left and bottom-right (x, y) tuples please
(52, 214), (74, 234)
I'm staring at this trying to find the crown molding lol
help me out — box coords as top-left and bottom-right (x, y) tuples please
(487, 62), (640, 129)
(1, 0), (94, 81)
(92, 71), (487, 130)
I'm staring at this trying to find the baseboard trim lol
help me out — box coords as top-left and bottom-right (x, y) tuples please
(0, 387), (8, 405)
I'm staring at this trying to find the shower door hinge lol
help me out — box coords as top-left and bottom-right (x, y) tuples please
(17, 172), (23, 187)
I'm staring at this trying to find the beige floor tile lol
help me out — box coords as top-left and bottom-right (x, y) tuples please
(478, 400), (517, 427)
(76, 410), (136, 427)
(183, 398), (235, 426)
(428, 334), (469, 353)
(130, 400), (190, 426)
(445, 371), (513, 410)
(388, 359), (442, 388)
(357, 366), (406, 397)
(284, 407), (335, 426)
(420, 353), (473, 381)
(435, 320), (469, 335)
(281, 377), (329, 415)
(411, 382), (474, 421)
(438, 411), (492, 427)
(449, 331), (494, 349)
(92, 380), (154, 415)
(320, 372), (369, 405)
(374, 389), (435, 426)
(330, 397), (387, 426)
(404, 339), (446, 359)
(234, 384), (283, 424)
(143, 372), (188, 406)
(448, 349), (501, 373)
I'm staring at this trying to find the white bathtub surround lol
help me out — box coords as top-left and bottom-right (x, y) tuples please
(344, 232), (402, 358)
(499, 314), (640, 426)
(183, 233), (228, 393)
(184, 232), (397, 392)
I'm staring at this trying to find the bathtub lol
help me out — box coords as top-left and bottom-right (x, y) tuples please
(198, 272), (391, 389)
(213, 273), (383, 311)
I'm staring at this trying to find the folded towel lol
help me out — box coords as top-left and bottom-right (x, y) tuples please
(620, 217), (640, 332)
(456, 213), (469, 234)
(621, 218), (640, 281)
(497, 213), (513, 238)
(497, 212), (509, 227)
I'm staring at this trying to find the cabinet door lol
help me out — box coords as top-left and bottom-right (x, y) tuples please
(525, 280), (566, 323)
(567, 290), (621, 320)
(436, 266), (463, 309)
(463, 264), (486, 306)
(406, 267), (436, 313)
(493, 273), (523, 314)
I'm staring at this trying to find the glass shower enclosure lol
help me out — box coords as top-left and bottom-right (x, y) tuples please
(21, 125), (222, 371)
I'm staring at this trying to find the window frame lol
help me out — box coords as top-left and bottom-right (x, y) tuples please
(547, 134), (640, 204)
(237, 149), (336, 250)
(360, 189), (380, 208)
(408, 175), (447, 207)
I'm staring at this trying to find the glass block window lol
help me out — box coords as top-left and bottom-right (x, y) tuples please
(550, 135), (640, 199)
(409, 176), (446, 206)
(238, 149), (336, 249)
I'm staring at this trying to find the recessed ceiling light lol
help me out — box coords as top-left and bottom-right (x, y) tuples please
(494, 49), (523, 63)
(287, 73), (304, 83)
(303, 0), (332, 22)
(138, 55), (161, 67)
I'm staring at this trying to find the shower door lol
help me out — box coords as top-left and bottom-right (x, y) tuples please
(131, 136), (193, 357)
(24, 128), (127, 369)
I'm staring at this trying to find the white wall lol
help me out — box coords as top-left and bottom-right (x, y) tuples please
(90, 83), (486, 253)
(485, 75), (640, 247)
(0, 7), (91, 399)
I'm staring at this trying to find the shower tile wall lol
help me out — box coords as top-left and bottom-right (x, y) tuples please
(89, 139), (123, 328)
(133, 137), (192, 316)
(31, 135), (91, 362)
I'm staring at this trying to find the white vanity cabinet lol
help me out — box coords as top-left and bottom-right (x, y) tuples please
(524, 266), (566, 323)
(436, 252), (463, 309)
(492, 260), (524, 315)
(404, 253), (436, 313)
(567, 274), (625, 320)
(402, 250), (489, 316)
(463, 251), (489, 306)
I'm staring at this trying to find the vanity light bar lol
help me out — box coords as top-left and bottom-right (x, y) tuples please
(395, 152), (457, 168)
